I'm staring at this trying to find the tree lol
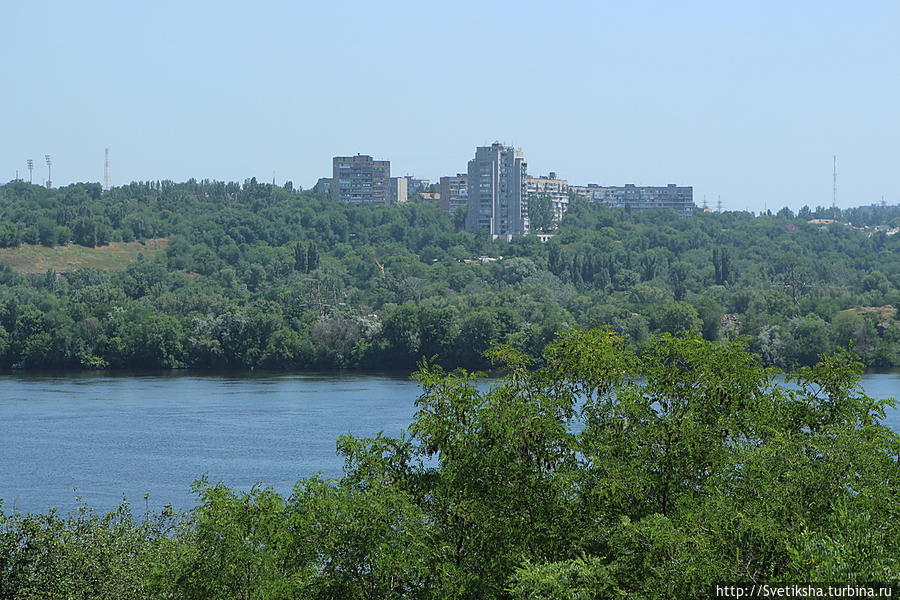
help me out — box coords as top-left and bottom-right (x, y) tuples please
(776, 206), (795, 219)
(306, 242), (319, 272)
(712, 246), (732, 285)
(527, 193), (555, 233)
(72, 217), (111, 247)
(409, 331), (898, 596)
(495, 257), (539, 284)
(293, 241), (308, 273)
(654, 301), (702, 334)
(785, 314), (832, 367)
(171, 482), (295, 600)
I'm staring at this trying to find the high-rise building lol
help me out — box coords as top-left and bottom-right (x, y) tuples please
(390, 176), (408, 204)
(331, 154), (394, 205)
(526, 172), (569, 226)
(465, 142), (528, 235)
(439, 174), (468, 214)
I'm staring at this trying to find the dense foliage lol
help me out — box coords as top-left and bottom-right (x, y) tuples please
(0, 179), (898, 371)
(2, 332), (897, 598)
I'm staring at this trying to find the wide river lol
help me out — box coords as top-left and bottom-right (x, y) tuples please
(1, 371), (897, 515)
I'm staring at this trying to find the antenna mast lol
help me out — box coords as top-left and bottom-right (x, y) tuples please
(104, 148), (110, 191)
(26, 159), (33, 184)
(716, 195), (722, 213)
(832, 155), (837, 209)
(44, 155), (52, 188)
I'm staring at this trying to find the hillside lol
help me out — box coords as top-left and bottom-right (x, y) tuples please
(0, 179), (897, 371)
(0, 239), (167, 273)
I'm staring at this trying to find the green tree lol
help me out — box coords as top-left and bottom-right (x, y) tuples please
(293, 241), (308, 273)
(306, 242), (319, 272)
(528, 193), (555, 233)
(653, 301), (702, 334)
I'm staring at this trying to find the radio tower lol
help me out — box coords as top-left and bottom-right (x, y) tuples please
(26, 159), (33, 184)
(104, 148), (110, 191)
(44, 155), (52, 188)
(832, 155), (837, 209)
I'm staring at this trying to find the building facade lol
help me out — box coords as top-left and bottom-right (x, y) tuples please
(404, 176), (431, 196)
(526, 172), (569, 225)
(465, 142), (528, 235)
(569, 183), (694, 217)
(390, 176), (408, 204)
(331, 154), (394, 205)
(439, 173), (468, 214)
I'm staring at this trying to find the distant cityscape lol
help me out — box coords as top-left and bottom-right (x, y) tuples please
(314, 142), (695, 237)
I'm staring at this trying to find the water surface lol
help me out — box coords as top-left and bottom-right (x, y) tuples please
(0, 371), (896, 515)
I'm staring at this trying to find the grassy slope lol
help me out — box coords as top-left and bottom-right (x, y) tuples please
(0, 239), (168, 273)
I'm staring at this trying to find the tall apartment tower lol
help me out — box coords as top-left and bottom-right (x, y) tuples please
(465, 142), (528, 235)
(331, 154), (393, 205)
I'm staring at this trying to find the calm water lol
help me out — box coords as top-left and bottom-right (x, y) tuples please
(0, 371), (897, 515)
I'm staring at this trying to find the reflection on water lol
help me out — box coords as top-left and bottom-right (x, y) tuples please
(0, 370), (896, 514)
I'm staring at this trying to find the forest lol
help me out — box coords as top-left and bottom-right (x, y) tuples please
(0, 178), (897, 372)
(1, 332), (897, 598)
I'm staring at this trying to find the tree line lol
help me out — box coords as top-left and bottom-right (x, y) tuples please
(0, 179), (897, 371)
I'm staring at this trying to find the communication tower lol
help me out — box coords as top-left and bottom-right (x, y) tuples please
(104, 148), (110, 191)
(44, 155), (52, 188)
(26, 159), (33, 184)
(832, 155), (837, 209)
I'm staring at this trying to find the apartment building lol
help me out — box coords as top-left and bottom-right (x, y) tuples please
(465, 142), (529, 235)
(331, 154), (395, 205)
(526, 172), (569, 225)
(405, 176), (431, 195)
(569, 183), (694, 217)
(439, 173), (468, 214)
(390, 176), (408, 204)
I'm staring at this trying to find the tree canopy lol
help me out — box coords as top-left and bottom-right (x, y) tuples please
(0, 179), (897, 372)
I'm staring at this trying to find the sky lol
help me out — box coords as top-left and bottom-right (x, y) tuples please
(2, 0), (898, 212)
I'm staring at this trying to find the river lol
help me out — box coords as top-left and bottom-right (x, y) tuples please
(0, 371), (897, 515)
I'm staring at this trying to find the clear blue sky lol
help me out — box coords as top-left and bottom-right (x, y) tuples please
(3, 0), (898, 212)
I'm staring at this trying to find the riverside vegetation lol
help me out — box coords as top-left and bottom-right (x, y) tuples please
(1, 331), (897, 598)
(0, 179), (897, 372)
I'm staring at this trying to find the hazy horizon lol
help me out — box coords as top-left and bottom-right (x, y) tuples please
(3, 0), (898, 212)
